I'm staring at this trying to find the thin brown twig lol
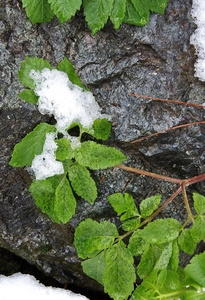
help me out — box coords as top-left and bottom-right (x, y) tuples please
(115, 164), (183, 184)
(186, 173), (205, 186)
(129, 94), (205, 109)
(130, 121), (205, 143)
(142, 185), (182, 225)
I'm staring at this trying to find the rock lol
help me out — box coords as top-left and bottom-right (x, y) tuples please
(0, 0), (204, 295)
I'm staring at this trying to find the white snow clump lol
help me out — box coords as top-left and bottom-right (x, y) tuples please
(30, 68), (106, 132)
(31, 132), (64, 180)
(0, 273), (89, 300)
(190, 0), (205, 81)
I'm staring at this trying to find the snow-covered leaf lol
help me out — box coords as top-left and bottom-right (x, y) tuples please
(18, 56), (52, 88)
(9, 123), (56, 167)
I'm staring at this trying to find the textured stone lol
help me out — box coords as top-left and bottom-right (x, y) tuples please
(0, 0), (204, 295)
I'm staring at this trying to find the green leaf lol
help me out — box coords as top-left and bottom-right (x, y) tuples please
(48, 0), (82, 23)
(83, 0), (114, 35)
(62, 159), (73, 172)
(132, 269), (180, 300)
(154, 242), (173, 270)
(68, 163), (97, 204)
(74, 219), (119, 259)
(103, 241), (136, 300)
(56, 57), (85, 89)
(29, 175), (63, 223)
(163, 269), (180, 292)
(21, 0), (169, 34)
(193, 193), (205, 215)
(30, 174), (76, 223)
(140, 218), (181, 244)
(169, 239), (179, 271)
(130, 271), (159, 300)
(149, 0), (170, 15)
(75, 141), (126, 170)
(184, 251), (205, 287)
(137, 244), (157, 279)
(122, 217), (141, 231)
(140, 195), (161, 218)
(18, 56), (52, 88)
(82, 251), (106, 285)
(123, 0), (169, 26)
(9, 123), (56, 167)
(128, 230), (147, 257)
(130, 0), (150, 20)
(18, 89), (39, 104)
(84, 119), (112, 141)
(55, 175), (76, 223)
(92, 119), (112, 140)
(157, 268), (167, 289)
(110, 0), (126, 30)
(178, 229), (197, 255)
(137, 243), (173, 279)
(22, 0), (54, 24)
(107, 193), (140, 230)
(55, 138), (75, 161)
(107, 193), (138, 216)
(180, 290), (205, 300)
(120, 210), (140, 222)
(107, 193), (127, 214)
(192, 216), (205, 242)
(123, 0), (147, 26)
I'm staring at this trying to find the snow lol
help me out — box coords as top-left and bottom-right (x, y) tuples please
(31, 132), (64, 180)
(30, 68), (106, 133)
(0, 273), (89, 300)
(190, 0), (205, 81)
(29, 68), (108, 180)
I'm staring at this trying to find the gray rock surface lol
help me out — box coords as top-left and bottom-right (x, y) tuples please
(0, 0), (204, 294)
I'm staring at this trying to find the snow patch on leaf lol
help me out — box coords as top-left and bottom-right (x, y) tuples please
(31, 132), (64, 180)
(30, 68), (108, 133)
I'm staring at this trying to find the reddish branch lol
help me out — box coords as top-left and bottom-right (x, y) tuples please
(115, 164), (205, 222)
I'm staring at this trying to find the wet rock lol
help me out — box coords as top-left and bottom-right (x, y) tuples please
(0, 0), (204, 295)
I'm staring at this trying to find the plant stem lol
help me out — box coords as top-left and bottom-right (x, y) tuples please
(186, 173), (205, 186)
(115, 164), (183, 184)
(181, 216), (192, 230)
(155, 288), (188, 299)
(78, 129), (84, 142)
(181, 182), (194, 223)
(142, 186), (182, 225)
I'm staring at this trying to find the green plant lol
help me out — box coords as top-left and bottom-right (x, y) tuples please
(9, 56), (126, 223)
(20, 0), (170, 34)
(74, 169), (205, 300)
(9, 56), (205, 299)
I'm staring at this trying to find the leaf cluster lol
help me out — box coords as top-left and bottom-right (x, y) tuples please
(74, 192), (205, 299)
(9, 56), (126, 223)
(20, 0), (170, 34)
